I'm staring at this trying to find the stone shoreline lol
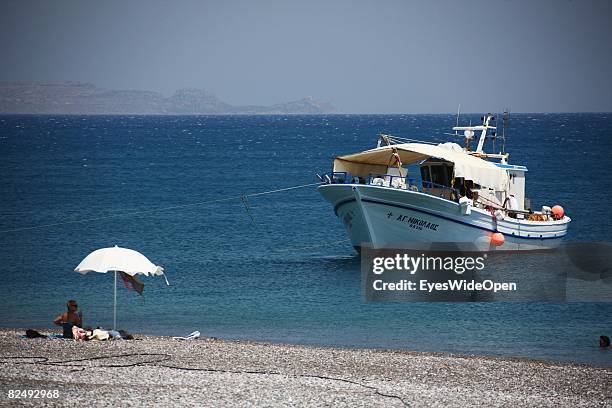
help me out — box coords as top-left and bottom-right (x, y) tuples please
(0, 329), (610, 407)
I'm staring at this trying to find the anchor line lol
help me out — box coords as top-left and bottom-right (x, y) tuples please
(0, 182), (324, 234)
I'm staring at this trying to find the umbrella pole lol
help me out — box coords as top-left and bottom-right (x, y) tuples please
(113, 270), (117, 331)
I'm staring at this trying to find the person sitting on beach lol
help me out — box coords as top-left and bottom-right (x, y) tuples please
(53, 299), (83, 338)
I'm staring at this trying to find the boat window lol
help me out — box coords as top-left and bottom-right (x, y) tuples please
(420, 166), (431, 186)
(445, 165), (454, 185)
(430, 164), (449, 186)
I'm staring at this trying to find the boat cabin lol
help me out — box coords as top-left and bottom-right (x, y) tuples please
(326, 112), (535, 213)
(328, 141), (529, 213)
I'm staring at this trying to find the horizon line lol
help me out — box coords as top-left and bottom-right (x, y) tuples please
(0, 111), (610, 116)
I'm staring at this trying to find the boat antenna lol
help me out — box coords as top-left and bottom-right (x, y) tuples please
(454, 104), (461, 136)
(501, 108), (510, 154)
(489, 113), (499, 153)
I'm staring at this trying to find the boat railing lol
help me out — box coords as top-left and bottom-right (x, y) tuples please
(325, 172), (459, 201)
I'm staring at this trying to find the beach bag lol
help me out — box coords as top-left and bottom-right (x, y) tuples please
(118, 329), (134, 340)
(25, 329), (47, 339)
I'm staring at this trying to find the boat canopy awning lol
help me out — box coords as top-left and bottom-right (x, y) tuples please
(333, 142), (509, 190)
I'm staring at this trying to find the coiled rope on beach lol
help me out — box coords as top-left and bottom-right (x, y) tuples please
(0, 352), (408, 406)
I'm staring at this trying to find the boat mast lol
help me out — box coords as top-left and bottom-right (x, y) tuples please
(501, 109), (510, 155)
(475, 113), (493, 153)
(452, 113), (508, 163)
(454, 104), (461, 136)
(452, 113), (495, 154)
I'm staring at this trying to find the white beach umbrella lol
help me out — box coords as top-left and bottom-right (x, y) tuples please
(74, 245), (169, 330)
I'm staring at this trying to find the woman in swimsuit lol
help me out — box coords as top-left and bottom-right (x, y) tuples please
(53, 299), (83, 338)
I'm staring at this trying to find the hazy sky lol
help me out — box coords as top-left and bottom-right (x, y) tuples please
(1, 0), (610, 113)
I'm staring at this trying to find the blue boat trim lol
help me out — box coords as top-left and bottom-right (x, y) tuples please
(334, 197), (565, 240)
(494, 163), (528, 171)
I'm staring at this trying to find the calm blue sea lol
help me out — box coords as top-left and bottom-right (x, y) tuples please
(0, 113), (611, 366)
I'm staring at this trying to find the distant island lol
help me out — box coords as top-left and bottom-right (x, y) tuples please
(0, 82), (336, 115)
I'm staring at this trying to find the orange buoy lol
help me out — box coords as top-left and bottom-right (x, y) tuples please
(552, 205), (564, 220)
(490, 232), (505, 246)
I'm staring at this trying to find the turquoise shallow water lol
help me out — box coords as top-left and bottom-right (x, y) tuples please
(0, 113), (610, 366)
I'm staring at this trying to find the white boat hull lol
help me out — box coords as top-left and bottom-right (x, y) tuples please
(318, 184), (570, 252)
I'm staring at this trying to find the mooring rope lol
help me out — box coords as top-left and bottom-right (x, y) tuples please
(0, 181), (324, 234)
(271, 239), (351, 253)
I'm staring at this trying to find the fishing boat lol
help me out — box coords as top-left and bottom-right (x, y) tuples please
(318, 113), (570, 251)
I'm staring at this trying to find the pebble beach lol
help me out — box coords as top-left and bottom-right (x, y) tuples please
(0, 328), (610, 407)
